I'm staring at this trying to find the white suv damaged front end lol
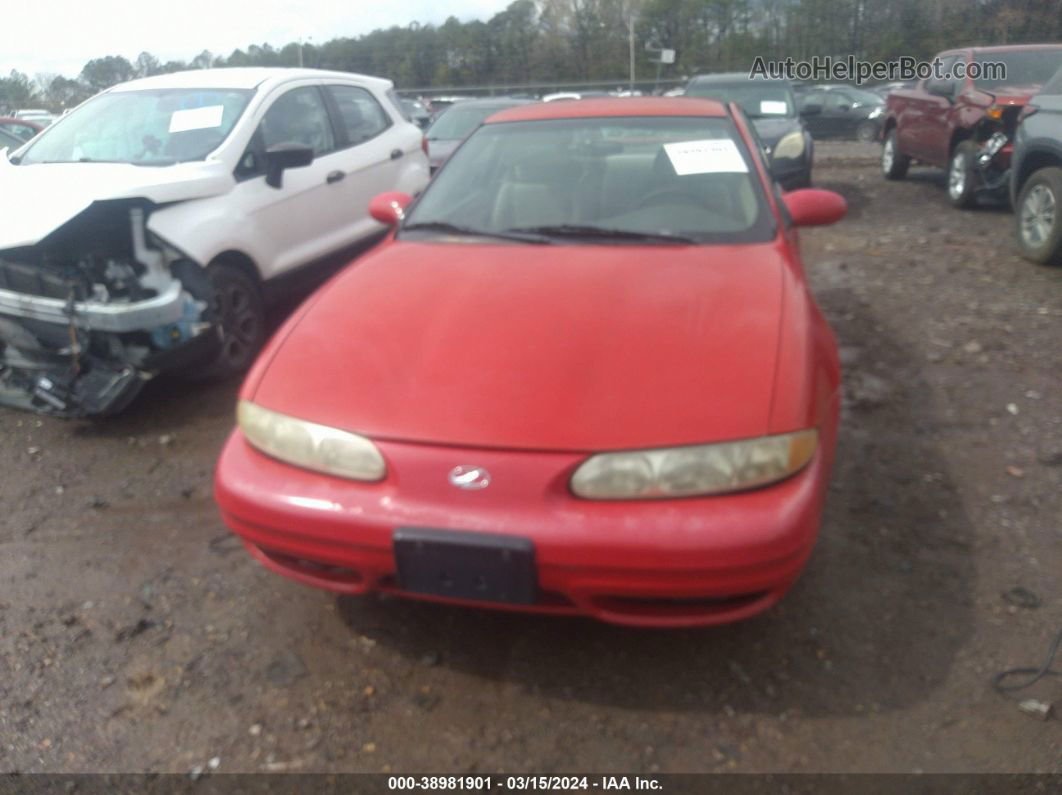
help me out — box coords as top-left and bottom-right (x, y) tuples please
(0, 199), (221, 416)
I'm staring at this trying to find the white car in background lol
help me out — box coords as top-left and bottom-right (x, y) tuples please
(0, 68), (429, 417)
(13, 109), (57, 126)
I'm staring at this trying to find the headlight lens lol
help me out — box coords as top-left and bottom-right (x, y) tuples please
(772, 130), (806, 160)
(570, 430), (817, 500)
(237, 400), (386, 481)
(868, 106), (884, 119)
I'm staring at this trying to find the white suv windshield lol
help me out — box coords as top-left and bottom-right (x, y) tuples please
(403, 116), (774, 245)
(18, 88), (253, 165)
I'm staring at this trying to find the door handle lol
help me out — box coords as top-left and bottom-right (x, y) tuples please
(390, 148), (404, 160)
(326, 170), (345, 184)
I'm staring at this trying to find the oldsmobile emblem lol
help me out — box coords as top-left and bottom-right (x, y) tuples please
(448, 465), (491, 490)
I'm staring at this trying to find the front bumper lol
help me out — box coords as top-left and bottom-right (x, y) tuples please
(0, 279), (185, 332)
(215, 430), (834, 628)
(771, 155), (812, 191)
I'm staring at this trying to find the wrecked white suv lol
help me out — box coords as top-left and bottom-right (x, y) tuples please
(0, 68), (429, 417)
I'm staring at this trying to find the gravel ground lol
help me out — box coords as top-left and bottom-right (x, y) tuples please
(0, 141), (1059, 774)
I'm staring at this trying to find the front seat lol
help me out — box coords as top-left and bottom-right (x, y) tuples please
(491, 156), (576, 229)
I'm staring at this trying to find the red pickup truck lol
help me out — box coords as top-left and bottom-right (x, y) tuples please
(880, 44), (1062, 207)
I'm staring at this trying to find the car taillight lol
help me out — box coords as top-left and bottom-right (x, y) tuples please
(1019, 104), (1040, 121)
(421, 135), (429, 156)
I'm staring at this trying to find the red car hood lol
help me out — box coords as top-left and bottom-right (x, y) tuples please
(252, 240), (788, 452)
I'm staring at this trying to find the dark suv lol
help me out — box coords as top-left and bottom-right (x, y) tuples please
(685, 73), (813, 189)
(1012, 65), (1062, 265)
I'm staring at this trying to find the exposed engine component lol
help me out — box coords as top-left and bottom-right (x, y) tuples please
(0, 200), (220, 417)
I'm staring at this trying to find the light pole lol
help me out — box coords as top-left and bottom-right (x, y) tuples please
(628, 14), (635, 92)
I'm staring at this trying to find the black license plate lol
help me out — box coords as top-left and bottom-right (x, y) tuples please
(393, 528), (536, 605)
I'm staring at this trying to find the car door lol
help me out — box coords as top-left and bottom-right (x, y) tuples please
(826, 91), (863, 137)
(910, 54), (963, 164)
(800, 90), (828, 138)
(320, 83), (407, 242)
(229, 84), (355, 280)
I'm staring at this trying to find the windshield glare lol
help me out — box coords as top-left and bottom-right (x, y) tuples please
(18, 88), (253, 165)
(976, 49), (1062, 90)
(403, 116), (773, 245)
(686, 81), (795, 118)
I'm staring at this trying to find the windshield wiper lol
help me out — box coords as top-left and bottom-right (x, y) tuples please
(507, 224), (697, 244)
(401, 221), (552, 244)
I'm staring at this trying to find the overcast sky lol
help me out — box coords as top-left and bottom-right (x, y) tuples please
(2, 0), (512, 81)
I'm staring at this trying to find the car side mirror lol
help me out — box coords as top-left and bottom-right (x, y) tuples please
(263, 143), (315, 189)
(800, 104), (822, 117)
(783, 188), (847, 227)
(369, 191), (413, 226)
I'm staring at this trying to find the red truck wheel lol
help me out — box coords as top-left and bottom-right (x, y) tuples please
(1016, 167), (1062, 265)
(947, 141), (979, 209)
(881, 131), (909, 180)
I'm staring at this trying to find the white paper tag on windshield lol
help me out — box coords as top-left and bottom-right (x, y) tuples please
(663, 139), (748, 175)
(169, 105), (224, 133)
(760, 100), (788, 115)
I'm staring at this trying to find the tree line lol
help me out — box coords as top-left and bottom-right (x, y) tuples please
(3, 0), (1060, 111)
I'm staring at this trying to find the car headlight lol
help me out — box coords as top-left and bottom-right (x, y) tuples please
(772, 131), (807, 160)
(570, 430), (817, 500)
(237, 400), (386, 481)
(868, 106), (884, 120)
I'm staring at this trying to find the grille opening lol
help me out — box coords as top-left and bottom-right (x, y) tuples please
(592, 591), (767, 615)
(376, 574), (575, 608)
(259, 546), (363, 583)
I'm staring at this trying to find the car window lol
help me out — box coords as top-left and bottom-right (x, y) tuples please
(825, 92), (852, 111)
(402, 115), (774, 245)
(686, 81), (795, 119)
(2, 122), (38, 141)
(846, 88), (884, 106)
(427, 105), (511, 141)
(0, 128), (24, 150)
(926, 55), (961, 96)
(325, 85), (391, 147)
(975, 48), (1062, 90)
(16, 88), (253, 165)
(260, 86), (335, 157)
(802, 90), (826, 109)
(1044, 65), (1062, 95)
(386, 88), (411, 121)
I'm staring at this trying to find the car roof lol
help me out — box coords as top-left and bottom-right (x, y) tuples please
(486, 97), (728, 123)
(110, 67), (392, 93)
(689, 72), (791, 86)
(940, 44), (1062, 56)
(0, 116), (42, 127)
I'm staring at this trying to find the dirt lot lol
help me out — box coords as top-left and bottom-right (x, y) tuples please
(1, 141), (1059, 775)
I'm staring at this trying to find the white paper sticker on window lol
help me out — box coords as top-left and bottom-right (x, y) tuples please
(169, 105), (224, 133)
(663, 139), (748, 175)
(760, 100), (788, 115)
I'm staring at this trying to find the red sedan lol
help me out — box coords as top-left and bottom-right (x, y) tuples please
(215, 98), (846, 628)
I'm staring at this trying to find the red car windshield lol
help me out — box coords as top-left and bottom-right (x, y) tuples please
(403, 116), (775, 245)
